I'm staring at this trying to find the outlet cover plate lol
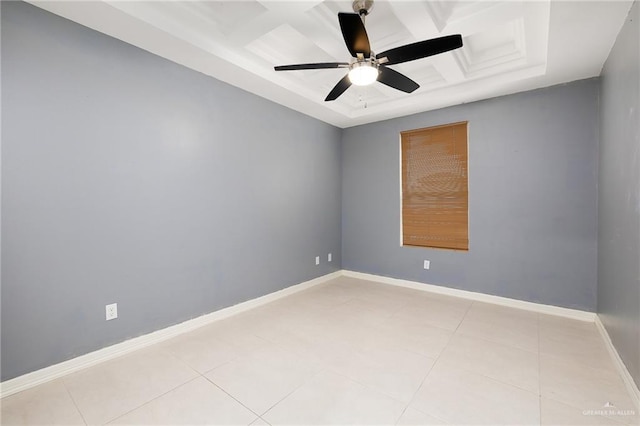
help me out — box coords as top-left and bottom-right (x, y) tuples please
(106, 303), (118, 321)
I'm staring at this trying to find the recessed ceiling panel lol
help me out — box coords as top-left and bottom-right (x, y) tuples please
(461, 18), (526, 75)
(247, 24), (334, 66)
(186, 1), (268, 37)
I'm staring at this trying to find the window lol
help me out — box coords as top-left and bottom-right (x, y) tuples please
(401, 121), (468, 250)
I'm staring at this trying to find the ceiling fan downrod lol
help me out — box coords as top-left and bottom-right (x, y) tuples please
(352, 0), (374, 20)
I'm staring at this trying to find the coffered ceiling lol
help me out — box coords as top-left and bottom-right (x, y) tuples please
(29, 1), (633, 128)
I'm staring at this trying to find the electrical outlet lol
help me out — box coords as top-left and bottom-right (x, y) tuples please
(328, 253), (332, 262)
(106, 303), (118, 321)
(315, 256), (320, 265)
(423, 260), (430, 270)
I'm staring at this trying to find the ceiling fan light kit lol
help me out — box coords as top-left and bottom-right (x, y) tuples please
(274, 0), (463, 102)
(348, 61), (378, 86)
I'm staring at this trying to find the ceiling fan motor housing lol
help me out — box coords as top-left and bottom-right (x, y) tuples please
(352, 0), (374, 16)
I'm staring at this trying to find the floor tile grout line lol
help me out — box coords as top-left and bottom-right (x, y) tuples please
(101, 347), (205, 424)
(452, 299), (474, 334)
(316, 366), (410, 417)
(395, 314), (458, 425)
(194, 335), (325, 418)
(405, 357), (543, 425)
(432, 352), (542, 397)
(390, 298), (474, 420)
(201, 375), (262, 420)
(61, 379), (89, 426)
(402, 299), (541, 423)
(322, 353), (431, 405)
(393, 367), (431, 425)
(452, 299), (541, 354)
(454, 328), (540, 355)
(258, 367), (326, 419)
(104, 375), (203, 425)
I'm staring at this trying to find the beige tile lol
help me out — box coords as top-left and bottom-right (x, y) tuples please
(262, 371), (405, 425)
(109, 377), (257, 425)
(437, 334), (539, 393)
(269, 319), (356, 361)
(159, 328), (247, 374)
(198, 320), (270, 353)
(340, 278), (411, 299)
(0, 380), (85, 425)
(326, 298), (402, 328)
(396, 407), (449, 425)
(369, 320), (453, 359)
(256, 326), (330, 362)
(64, 347), (198, 425)
(410, 362), (540, 425)
(404, 289), (473, 307)
(397, 325), (452, 358)
(295, 284), (357, 308)
(205, 343), (322, 415)
(268, 286), (353, 317)
(346, 285), (416, 308)
(540, 354), (637, 419)
(250, 418), (271, 426)
(220, 308), (294, 342)
(331, 276), (383, 290)
(540, 397), (624, 425)
(297, 333), (369, 370)
(263, 296), (324, 317)
(264, 310), (333, 344)
(325, 345), (435, 403)
(290, 319), (378, 357)
(456, 302), (539, 352)
(539, 314), (614, 371)
(390, 297), (470, 331)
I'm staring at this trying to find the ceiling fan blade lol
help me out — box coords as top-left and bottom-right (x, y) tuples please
(338, 13), (371, 58)
(377, 66), (419, 93)
(377, 34), (463, 65)
(274, 62), (349, 71)
(325, 74), (352, 101)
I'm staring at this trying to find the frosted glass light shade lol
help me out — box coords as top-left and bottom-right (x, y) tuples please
(348, 63), (378, 86)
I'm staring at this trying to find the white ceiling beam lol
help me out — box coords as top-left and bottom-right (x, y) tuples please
(443, 1), (525, 37)
(387, 1), (441, 40)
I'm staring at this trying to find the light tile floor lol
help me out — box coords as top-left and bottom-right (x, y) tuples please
(2, 276), (638, 425)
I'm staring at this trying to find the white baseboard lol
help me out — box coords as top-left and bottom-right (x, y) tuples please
(595, 315), (640, 410)
(5, 268), (634, 407)
(0, 270), (341, 399)
(342, 270), (596, 322)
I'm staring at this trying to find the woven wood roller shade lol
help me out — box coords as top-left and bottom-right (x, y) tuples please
(401, 122), (468, 250)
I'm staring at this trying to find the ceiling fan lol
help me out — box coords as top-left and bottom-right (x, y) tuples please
(274, 0), (463, 102)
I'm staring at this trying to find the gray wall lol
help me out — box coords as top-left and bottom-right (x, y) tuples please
(598, 1), (640, 387)
(1, 1), (342, 381)
(342, 79), (600, 311)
